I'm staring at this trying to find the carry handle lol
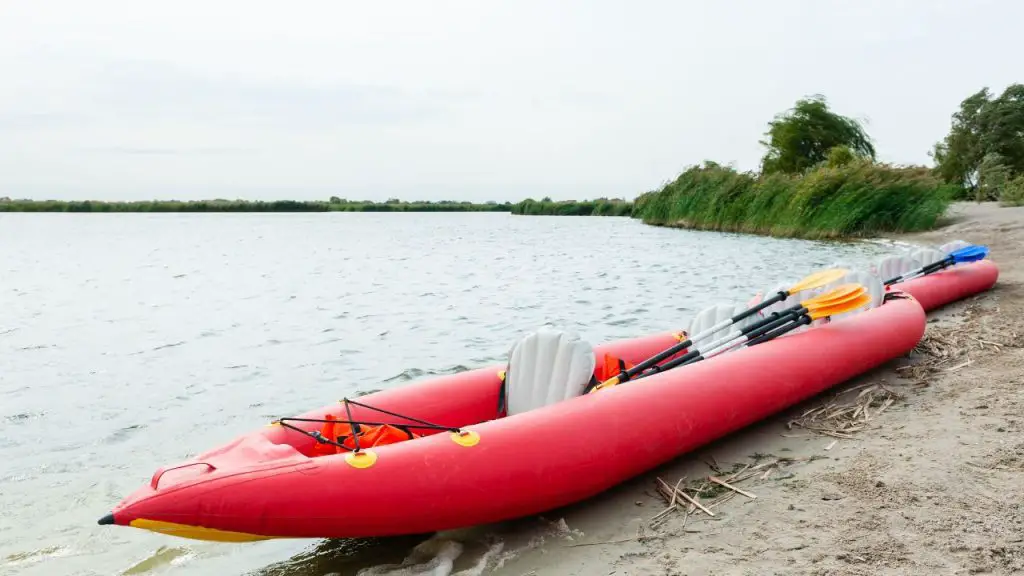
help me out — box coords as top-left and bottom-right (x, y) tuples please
(150, 462), (216, 490)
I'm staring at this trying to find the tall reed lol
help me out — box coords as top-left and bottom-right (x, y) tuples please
(633, 160), (955, 239)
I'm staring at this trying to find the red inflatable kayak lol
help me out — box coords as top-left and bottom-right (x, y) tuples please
(99, 292), (929, 542)
(895, 260), (999, 312)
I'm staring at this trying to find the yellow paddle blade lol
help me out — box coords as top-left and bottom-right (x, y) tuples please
(786, 268), (849, 295)
(807, 293), (872, 319)
(803, 283), (865, 309)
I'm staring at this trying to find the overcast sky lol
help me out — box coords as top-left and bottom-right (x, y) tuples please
(1, 0), (1020, 202)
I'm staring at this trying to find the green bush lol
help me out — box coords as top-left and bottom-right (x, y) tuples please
(1000, 176), (1024, 207)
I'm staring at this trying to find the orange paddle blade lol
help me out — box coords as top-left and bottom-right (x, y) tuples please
(804, 283), (865, 309)
(807, 293), (872, 319)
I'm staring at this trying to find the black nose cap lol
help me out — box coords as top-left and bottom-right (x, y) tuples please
(98, 513), (115, 526)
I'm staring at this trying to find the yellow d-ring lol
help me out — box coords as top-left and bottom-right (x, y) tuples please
(450, 430), (480, 447)
(345, 450), (378, 469)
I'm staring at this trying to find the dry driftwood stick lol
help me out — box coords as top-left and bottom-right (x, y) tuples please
(563, 534), (667, 548)
(724, 463), (752, 483)
(659, 475), (708, 516)
(655, 477), (681, 500)
(657, 478), (715, 517)
(945, 359), (973, 372)
(670, 477), (685, 507)
(708, 490), (739, 509)
(708, 475), (757, 499)
(651, 476), (687, 523)
(875, 397), (895, 417)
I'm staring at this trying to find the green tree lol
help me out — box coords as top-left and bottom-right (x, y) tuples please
(759, 95), (875, 175)
(932, 84), (1024, 196)
(977, 153), (1011, 202)
(826, 145), (856, 168)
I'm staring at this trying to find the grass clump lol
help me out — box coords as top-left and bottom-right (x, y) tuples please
(632, 159), (955, 239)
(510, 197), (633, 216)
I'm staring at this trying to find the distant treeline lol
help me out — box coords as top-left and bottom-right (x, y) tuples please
(509, 197), (633, 216)
(0, 197), (513, 213)
(0, 196), (637, 216)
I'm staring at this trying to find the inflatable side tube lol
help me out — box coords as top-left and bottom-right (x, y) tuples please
(896, 259), (999, 311)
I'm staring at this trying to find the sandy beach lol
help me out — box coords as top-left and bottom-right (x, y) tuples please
(472, 202), (1024, 576)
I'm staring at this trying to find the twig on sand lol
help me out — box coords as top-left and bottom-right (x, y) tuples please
(562, 534), (668, 548)
(648, 456), (816, 529)
(657, 477), (715, 517)
(896, 305), (1022, 383)
(944, 359), (973, 372)
(724, 463), (752, 482)
(649, 477), (687, 525)
(787, 383), (902, 439)
(708, 475), (757, 499)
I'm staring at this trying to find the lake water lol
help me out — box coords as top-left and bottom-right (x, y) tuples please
(0, 212), (896, 575)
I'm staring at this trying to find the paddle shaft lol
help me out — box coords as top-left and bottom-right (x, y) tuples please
(637, 307), (806, 378)
(609, 290), (798, 384)
(698, 309), (809, 359)
(883, 245), (988, 286)
(745, 313), (814, 346)
(883, 257), (952, 286)
(667, 310), (817, 372)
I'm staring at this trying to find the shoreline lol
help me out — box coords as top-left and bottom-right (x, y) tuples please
(475, 201), (1024, 575)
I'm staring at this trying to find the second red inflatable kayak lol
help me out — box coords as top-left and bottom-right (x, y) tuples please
(896, 259), (999, 311)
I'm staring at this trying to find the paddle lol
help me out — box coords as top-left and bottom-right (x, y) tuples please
(631, 287), (869, 378)
(587, 274), (854, 395)
(669, 283), (867, 363)
(741, 293), (874, 348)
(883, 245), (989, 286)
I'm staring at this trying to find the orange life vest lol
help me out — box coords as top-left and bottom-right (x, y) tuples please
(593, 352), (636, 383)
(309, 414), (421, 456)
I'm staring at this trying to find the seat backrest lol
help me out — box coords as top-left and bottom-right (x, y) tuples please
(503, 327), (596, 416)
(754, 281), (804, 317)
(910, 247), (948, 268)
(818, 268), (884, 319)
(938, 239), (971, 255)
(873, 254), (920, 281)
(688, 303), (757, 344)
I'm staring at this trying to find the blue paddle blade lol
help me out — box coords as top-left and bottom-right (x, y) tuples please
(950, 245), (988, 263)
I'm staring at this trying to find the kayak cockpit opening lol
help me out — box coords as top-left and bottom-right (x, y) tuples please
(273, 396), (465, 458)
(271, 327), (649, 460)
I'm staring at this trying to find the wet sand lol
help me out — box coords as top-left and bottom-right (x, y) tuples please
(484, 202), (1024, 576)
